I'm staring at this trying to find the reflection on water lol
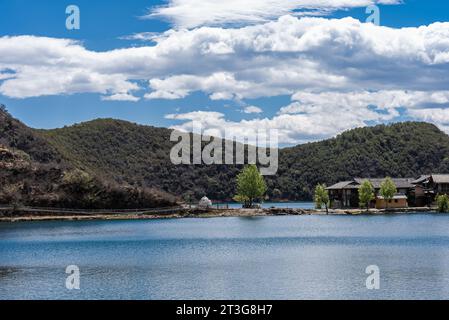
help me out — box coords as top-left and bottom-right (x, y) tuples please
(1, 214), (449, 300)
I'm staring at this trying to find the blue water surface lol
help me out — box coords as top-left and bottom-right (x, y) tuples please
(2, 214), (449, 300)
(218, 202), (315, 209)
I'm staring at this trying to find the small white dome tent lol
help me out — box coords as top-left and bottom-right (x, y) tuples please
(198, 196), (212, 209)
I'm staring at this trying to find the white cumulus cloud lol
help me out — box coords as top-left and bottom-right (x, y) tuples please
(168, 90), (449, 144)
(2, 17), (449, 102)
(2, 15), (449, 142)
(101, 93), (140, 102)
(243, 106), (263, 114)
(148, 0), (400, 28)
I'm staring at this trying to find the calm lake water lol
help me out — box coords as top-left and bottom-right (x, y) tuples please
(2, 214), (449, 300)
(219, 202), (315, 209)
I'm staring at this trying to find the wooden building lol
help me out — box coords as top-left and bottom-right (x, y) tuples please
(326, 181), (360, 208)
(328, 174), (449, 209)
(375, 194), (408, 209)
(412, 174), (449, 206)
(327, 178), (415, 209)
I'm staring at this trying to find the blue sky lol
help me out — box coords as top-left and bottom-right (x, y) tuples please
(1, 0), (449, 145)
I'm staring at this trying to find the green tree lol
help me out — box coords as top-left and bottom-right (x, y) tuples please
(379, 177), (397, 209)
(436, 194), (449, 213)
(314, 184), (329, 214)
(62, 169), (95, 194)
(359, 180), (375, 211)
(234, 165), (267, 208)
(183, 191), (195, 208)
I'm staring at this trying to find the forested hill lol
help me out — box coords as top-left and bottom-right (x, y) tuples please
(275, 122), (449, 199)
(0, 107), (178, 208)
(39, 118), (243, 201)
(3, 104), (449, 203)
(40, 117), (449, 201)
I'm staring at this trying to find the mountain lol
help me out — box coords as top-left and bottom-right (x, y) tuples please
(0, 106), (178, 208)
(39, 118), (243, 201)
(40, 116), (449, 201)
(274, 122), (449, 199)
(3, 104), (449, 206)
(0, 105), (63, 164)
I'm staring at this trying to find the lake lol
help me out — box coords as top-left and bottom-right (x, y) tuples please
(216, 201), (315, 209)
(2, 214), (449, 300)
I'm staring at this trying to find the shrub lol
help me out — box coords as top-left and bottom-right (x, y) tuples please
(437, 194), (449, 213)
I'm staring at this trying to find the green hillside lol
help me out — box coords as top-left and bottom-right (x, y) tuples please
(39, 118), (242, 201)
(0, 107), (178, 208)
(40, 117), (449, 201)
(3, 103), (449, 205)
(274, 122), (449, 199)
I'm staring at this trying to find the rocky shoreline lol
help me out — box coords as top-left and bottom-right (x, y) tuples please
(0, 206), (439, 222)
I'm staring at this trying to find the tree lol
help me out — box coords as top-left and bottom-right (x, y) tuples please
(234, 165), (267, 208)
(436, 194), (449, 213)
(183, 191), (195, 208)
(379, 177), (397, 209)
(61, 169), (99, 206)
(62, 169), (96, 194)
(359, 180), (375, 211)
(1, 184), (22, 210)
(233, 194), (249, 207)
(314, 184), (329, 214)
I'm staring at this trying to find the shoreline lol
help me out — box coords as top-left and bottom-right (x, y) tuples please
(0, 207), (439, 223)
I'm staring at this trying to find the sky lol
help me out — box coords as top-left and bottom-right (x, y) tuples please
(1, 0), (449, 145)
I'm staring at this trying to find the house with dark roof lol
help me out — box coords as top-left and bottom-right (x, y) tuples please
(327, 174), (449, 209)
(412, 174), (449, 206)
(326, 181), (360, 208)
(327, 177), (415, 209)
(412, 174), (449, 193)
